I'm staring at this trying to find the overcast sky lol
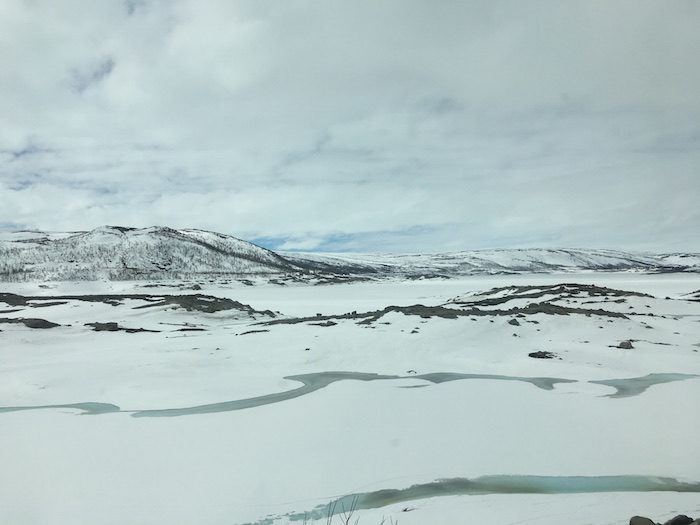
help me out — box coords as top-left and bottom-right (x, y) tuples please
(0, 1), (698, 252)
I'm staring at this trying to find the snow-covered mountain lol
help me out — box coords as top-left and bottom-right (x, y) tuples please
(283, 248), (700, 277)
(0, 226), (697, 281)
(0, 226), (300, 281)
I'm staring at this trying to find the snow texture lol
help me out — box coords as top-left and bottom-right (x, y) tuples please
(1, 272), (699, 524)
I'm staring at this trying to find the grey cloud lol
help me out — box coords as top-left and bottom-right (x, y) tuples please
(0, 1), (698, 251)
(124, 0), (147, 16)
(69, 57), (115, 94)
(9, 144), (46, 160)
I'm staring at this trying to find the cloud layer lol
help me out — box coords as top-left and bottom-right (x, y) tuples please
(1, 0), (698, 251)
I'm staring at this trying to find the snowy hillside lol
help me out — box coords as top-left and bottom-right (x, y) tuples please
(284, 248), (700, 277)
(0, 226), (698, 282)
(0, 226), (300, 281)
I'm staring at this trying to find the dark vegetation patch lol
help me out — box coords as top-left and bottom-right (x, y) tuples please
(26, 300), (69, 308)
(312, 275), (372, 285)
(405, 273), (451, 280)
(630, 514), (695, 525)
(85, 322), (159, 333)
(0, 292), (274, 317)
(453, 283), (652, 308)
(683, 289), (700, 302)
(261, 284), (645, 328)
(528, 351), (558, 359)
(262, 301), (629, 327)
(129, 294), (270, 315)
(0, 317), (60, 329)
(238, 329), (270, 336)
(0, 294), (31, 307)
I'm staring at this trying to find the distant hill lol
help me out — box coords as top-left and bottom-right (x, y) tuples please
(0, 226), (697, 281)
(282, 248), (700, 277)
(0, 226), (300, 281)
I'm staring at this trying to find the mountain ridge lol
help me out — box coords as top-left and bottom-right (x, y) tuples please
(281, 247), (700, 277)
(0, 226), (302, 281)
(0, 226), (697, 281)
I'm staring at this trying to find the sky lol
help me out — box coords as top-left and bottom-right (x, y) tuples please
(0, 0), (698, 253)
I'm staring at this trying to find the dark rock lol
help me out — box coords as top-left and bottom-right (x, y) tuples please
(21, 318), (61, 329)
(508, 318), (520, 326)
(528, 351), (557, 359)
(630, 518), (657, 525)
(85, 322), (159, 333)
(0, 317), (60, 329)
(618, 340), (634, 349)
(663, 515), (694, 525)
(87, 322), (120, 331)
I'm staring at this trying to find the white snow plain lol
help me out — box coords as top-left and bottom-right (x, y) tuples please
(1, 273), (699, 524)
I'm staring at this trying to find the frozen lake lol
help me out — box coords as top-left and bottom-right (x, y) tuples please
(1, 274), (699, 524)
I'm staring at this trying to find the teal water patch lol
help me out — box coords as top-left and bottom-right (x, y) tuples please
(414, 372), (575, 390)
(132, 372), (398, 417)
(1, 371), (567, 418)
(3, 372), (697, 418)
(590, 373), (699, 398)
(131, 371), (575, 418)
(254, 475), (700, 523)
(0, 402), (120, 415)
